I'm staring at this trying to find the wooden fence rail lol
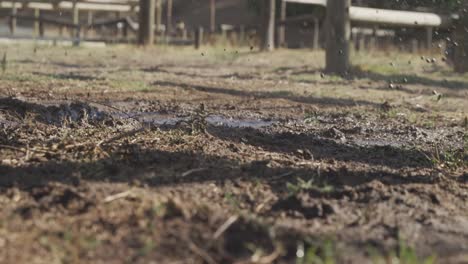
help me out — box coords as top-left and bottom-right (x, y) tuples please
(8, 14), (79, 28)
(281, 0), (462, 74)
(4, 13), (140, 45)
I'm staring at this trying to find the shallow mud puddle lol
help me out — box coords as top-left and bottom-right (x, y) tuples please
(117, 112), (276, 128)
(351, 138), (404, 148)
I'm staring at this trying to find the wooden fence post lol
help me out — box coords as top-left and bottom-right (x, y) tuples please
(34, 9), (40, 38)
(59, 26), (65, 37)
(84, 11), (93, 38)
(166, 0), (173, 34)
(410, 38), (419, 53)
(454, 7), (468, 72)
(425, 27), (433, 50)
(74, 25), (81, 46)
(325, 0), (351, 74)
(138, 0), (155, 45)
(155, 0), (162, 40)
(194, 26), (204, 49)
(278, 0), (286, 47)
(262, 0), (275, 51)
(72, 0), (80, 40)
(356, 31), (365, 52)
(313, 17), (320, 50)
(9, 2), (17, 35)
(123, 23), (128, 40)
(239, 25), (246, 45)
(39, 21), (45, 37)
(370, 25), (378, 50)
(114, 12), (121, 38)
(355, 0), (364, 52)
(210, 0), (216, 33)
(220, 24), (228, 42)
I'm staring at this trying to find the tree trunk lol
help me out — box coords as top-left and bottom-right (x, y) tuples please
(262, 0), (276, 51)
(138, 0), (155, 45)
(325, 0), (351, 75)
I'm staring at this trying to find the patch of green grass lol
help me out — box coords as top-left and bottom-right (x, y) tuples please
(380, 108), (399, 119)
(224, 191), (240, 209)
(212, 48), (242, 62)
(286, 176), (334, 196)
(290, 74), (322, 83)
(167, 130), (188, 145)
(423, 143), (467, 170)
(137, 238), (156, 257)
(370, 236), (436, 264)
(420, 114), (439, 129)
(406, 112), (420, 125)
(109, 79), (152, 92)
(295, 236), (437, 264)
(397, 238), (436, 264)
(296, 240), (336, 264)
(356, 62), (405, 76)
(1, 72), (46, 82)
(304, 110), (320, 124)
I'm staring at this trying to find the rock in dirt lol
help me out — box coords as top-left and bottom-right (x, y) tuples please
(323, 127), (346, 143)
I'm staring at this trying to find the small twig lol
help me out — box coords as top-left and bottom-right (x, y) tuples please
(103, 190), (134, 203)
(54, 128), (145, 153)
(0, 144), (26, 153)
(86, 100), (133, 118)
(181, 168), (208, 177)
(269, 171), (294, 182)
(97, 127), (146, 147)
(213, 215), (239, 240)
(0, 144), (52, 154)
(187, 241), (217, 264)
(255, 196), (275, 213)
(253, 246), (283, 264)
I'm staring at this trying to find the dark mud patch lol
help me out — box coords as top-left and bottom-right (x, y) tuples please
(0, 98), (114, 126)
(272, 194), (338, 219)
(15, 183), (94, 218)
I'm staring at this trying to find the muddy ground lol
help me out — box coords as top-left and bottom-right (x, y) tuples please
(0, 44), (467, 264)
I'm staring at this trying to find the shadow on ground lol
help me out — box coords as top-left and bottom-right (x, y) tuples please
(0, 126), (434, 192)
(351, 67), (468, 90)
(152, 80), (380, 108)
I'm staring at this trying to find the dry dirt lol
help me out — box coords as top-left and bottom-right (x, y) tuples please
(0, 44), (467, 264)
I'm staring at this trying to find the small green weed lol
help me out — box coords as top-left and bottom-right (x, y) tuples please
(296, 240), (336, 264)
(1, 52), (7, 74)
(423, 143), (467, 170)
(286, 176), (334, 196)
(224, 191), (240, 209)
